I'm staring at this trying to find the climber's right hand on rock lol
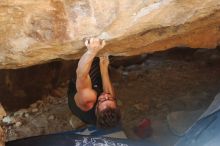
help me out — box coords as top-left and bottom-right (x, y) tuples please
(85, 38), (106, 53)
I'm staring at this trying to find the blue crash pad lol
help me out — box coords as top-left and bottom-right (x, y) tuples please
(6, 125), (157, 146)
(176, 93), (220, 146)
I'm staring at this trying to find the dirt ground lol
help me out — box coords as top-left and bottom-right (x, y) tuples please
(1, 47), (220, 145)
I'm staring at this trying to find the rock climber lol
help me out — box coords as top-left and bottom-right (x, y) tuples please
(67, 38), (121, 128)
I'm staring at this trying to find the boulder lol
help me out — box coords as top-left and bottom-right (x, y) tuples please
(0, 0), (219, 69)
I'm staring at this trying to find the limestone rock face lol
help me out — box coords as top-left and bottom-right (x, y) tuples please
(0, 0), (220, 69)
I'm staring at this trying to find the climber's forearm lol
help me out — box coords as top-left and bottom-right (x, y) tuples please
(100, 59), (115, 97)
(76, 50), (97, 79)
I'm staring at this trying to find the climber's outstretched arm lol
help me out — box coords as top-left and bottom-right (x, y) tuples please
(74, 38), (106, 111)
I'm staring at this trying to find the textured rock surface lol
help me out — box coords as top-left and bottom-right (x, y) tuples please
(0, 0), (220, 69)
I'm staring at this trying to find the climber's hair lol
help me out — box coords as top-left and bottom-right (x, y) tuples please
(96, 107), (121, 129)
